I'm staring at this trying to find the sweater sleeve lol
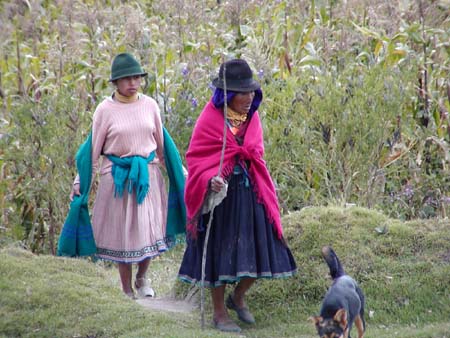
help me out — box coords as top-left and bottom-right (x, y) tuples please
(153, 101), (165, 167)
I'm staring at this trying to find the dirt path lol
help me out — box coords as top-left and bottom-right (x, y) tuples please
(136, 297), (197, 313)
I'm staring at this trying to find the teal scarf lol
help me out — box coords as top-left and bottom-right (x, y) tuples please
(57, 127), (186, 257)
(163, 127), (187, 239)
(57, 132), (96, 256)
(107, 152), (155, 204)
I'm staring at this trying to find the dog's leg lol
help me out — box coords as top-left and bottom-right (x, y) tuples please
(354, 315), (365, 338)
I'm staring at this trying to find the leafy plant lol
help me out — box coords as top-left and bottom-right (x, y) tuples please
(0, 0), (449, 252)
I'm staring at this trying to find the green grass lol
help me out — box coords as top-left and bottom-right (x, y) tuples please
(1, 206), (450, 337)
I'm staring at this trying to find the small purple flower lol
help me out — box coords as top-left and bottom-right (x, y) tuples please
(182, 67), (189, 77)
(423, 196), (436, 206)
(441, 196), (450, 204)
(403, 185), (414, 199)
(185, 117), (193, 126)
(191, 98), (198, 108)
(258, 69), (264, 79)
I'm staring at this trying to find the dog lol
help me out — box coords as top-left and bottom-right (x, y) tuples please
(310, 246), (366, 338)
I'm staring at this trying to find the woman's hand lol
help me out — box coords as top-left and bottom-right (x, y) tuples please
(70, 183), (81, 201)
(210, 176), (225, 193)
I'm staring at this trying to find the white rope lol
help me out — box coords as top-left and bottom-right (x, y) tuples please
(200, 59), (228, 329)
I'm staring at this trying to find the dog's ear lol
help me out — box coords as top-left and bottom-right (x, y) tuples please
(333, 308), (347, 329)
(309, 316), (323, 327)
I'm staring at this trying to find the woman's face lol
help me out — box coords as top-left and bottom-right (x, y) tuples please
(229, 91), (255, 115)
(115, 75), (142, 97)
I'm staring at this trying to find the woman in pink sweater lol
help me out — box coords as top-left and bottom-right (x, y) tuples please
(70, 53), (170, 299)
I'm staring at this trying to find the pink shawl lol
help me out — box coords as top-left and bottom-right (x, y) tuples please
(185, 100), (283, 239)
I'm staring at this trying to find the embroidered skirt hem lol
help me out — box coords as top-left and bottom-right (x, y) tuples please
(95, 235), (177, 263)
(178, 269), (297, 288)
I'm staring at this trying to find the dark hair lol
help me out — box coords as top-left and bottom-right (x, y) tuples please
(211, 88), (263, 119)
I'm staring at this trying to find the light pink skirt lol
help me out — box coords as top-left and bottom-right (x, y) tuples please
(92, 163), (168, 263)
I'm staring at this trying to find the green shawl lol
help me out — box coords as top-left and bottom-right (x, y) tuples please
(57, 127), (186, 257)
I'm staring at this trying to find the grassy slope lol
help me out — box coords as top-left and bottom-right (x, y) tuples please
(1, 206), (449, 338)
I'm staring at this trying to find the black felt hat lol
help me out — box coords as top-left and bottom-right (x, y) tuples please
(212, 59), (260, 92)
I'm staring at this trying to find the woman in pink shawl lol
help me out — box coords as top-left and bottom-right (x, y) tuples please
(178, 59), (297, 333)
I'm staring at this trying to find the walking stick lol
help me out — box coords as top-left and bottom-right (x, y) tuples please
(200, 60), (229, 329)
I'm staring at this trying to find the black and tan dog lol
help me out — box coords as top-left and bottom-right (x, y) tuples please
(310, 246), (365, 338)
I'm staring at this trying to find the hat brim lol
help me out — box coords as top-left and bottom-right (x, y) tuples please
(212, 77), (260, 92)
(109, 72), (148, 82)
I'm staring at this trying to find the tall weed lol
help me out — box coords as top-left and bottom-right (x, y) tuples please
(0, 0), (449, 252)
(2, 92), (91, 253)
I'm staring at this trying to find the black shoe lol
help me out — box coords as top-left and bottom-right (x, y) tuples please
(213, 318), (242, 332)
(226, 294), (256, 324)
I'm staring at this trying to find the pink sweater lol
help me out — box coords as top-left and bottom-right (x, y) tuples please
(75, 94), (164, 184)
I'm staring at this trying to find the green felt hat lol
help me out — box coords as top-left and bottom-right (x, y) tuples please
(109, 53), (147, 81)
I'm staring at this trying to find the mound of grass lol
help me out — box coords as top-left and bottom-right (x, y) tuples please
(1, 207), (449, 337)
(0, 246), (211, 338)
(246, 206), (450, 334)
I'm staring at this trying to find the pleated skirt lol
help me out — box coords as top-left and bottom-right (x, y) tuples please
(178, 171), (297, 287)
(92, 163), (170, 263)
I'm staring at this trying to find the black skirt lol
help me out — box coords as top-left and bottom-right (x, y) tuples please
(178, 168), (297, 287)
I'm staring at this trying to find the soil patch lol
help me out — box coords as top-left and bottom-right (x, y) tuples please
(136, 297), (197, 313)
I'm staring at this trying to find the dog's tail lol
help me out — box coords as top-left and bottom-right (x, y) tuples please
(321, 246), (345, 280)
